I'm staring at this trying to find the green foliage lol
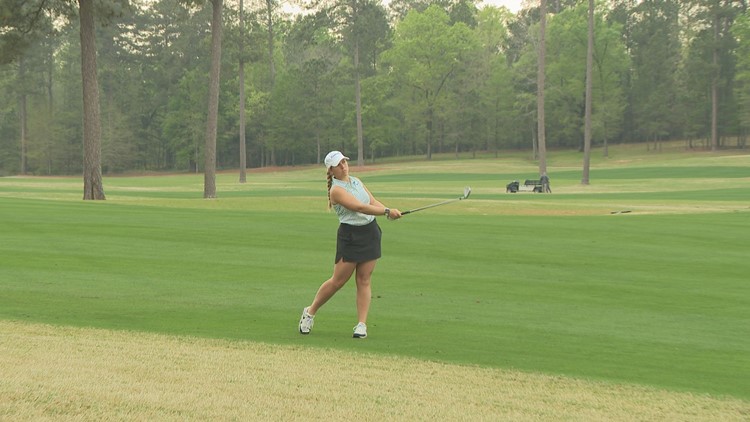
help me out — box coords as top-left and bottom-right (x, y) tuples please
(537, 1), (628, 148)
(0, 66), (19, 174)
(626, 0), (682, 142)
(679, 0), (744, 146)
(163, 69), (207, 171)
(1, 0), (749, 177)
(733, 10), (750, 138)
(382, 5), (480, 158)
(331, 0), (391, 76)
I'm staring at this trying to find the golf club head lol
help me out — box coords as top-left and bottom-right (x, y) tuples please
(463, 186), (472, 199)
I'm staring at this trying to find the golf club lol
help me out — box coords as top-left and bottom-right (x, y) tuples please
(401, 187), (472, 215)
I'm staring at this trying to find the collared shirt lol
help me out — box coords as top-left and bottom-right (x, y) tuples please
(331, 176), (375, 226)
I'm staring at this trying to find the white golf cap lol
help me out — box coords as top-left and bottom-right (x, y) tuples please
(324, 150), (349, 168)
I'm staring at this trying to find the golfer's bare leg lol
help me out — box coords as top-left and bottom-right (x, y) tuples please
(355, 260), (377, 324)
(309, 259), (356, 315)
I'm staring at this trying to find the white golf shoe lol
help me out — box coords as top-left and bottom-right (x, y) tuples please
(299, 307), (314, 334)
(352, 322), (367, 339)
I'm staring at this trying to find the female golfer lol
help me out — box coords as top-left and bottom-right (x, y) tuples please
(299, 150), (401, 338)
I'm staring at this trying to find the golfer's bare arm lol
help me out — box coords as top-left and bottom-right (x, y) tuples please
(331, 186), (401, 219)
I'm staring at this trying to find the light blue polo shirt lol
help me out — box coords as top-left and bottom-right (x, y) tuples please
(331, 177), (375, 226)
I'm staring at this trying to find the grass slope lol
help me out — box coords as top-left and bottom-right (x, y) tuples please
(1, 146), (749, 403)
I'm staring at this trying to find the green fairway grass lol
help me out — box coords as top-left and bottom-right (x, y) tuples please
(1, 146), (749, 400)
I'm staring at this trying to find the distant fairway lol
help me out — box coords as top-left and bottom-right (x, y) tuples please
(1, 144), (749, 418)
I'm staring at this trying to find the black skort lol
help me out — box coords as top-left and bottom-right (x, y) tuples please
(336, 219), (382, 263)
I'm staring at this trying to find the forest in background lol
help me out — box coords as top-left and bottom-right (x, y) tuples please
(1, 0), (749, 176)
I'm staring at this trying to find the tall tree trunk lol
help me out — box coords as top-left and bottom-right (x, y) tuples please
(264, 0), (275, 170)
(581, 0), (594, 185)
(79, 0), (105, 200)
(47, 46), (54, 174)
(238, 0), (247, 183)
(354, 38), (364, 167)
(427, 105), (433, 160)
(316, 134), (321, 165)
(537, 0), (547, 176)
(603, 125), (609, 157)
(19, 56), (27, 175)
(204, 0), (223, 199)
(711, 14), (719, 152)
(266, 0), (276, 88)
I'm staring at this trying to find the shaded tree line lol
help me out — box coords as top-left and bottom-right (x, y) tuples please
(1, 0), (748, 178)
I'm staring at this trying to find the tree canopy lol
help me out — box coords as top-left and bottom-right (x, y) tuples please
(1, 0), (747, 176)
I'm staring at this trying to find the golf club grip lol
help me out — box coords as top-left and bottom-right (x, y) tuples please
(402, 210), (412, 215)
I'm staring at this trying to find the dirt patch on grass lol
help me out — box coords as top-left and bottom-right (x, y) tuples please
(1, 321), (747, 421)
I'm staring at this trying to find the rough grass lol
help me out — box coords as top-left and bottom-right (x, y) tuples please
(2, 321), (748, 421)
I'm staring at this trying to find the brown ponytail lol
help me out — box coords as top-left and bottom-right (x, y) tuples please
(326, 169), (333, 210)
